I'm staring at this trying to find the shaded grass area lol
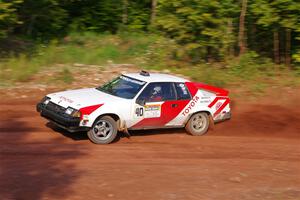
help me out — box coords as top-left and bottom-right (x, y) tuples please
(0, 32), (299, 94)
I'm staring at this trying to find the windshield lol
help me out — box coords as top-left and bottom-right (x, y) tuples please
(96, 75), (146, 99)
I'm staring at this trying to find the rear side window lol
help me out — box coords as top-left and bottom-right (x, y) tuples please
(175, 83), (191, 100)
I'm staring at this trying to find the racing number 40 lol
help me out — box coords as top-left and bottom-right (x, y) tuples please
(136, 107), (144, 117)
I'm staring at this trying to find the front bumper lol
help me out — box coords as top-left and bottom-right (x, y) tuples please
(37, 102), (89, 132)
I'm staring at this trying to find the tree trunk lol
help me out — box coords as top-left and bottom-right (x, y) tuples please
(227, 18), (234, 57)
(122, 0), (128, 24)
(150, 0), (157, 25)
(251, 23), (257, 52)
(273, 30), (280, 64)
(206, 46), (213, 63)
(285, 28), (291, 68)
(27, 15), (36, 36)
(238, 0), (247, 55)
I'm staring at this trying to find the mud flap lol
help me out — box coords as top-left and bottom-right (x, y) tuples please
(209, 115), (215, 131)
(121, 121), (131, 138)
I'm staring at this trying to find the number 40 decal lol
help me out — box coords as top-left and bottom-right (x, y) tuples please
(135, 107), (144, 117)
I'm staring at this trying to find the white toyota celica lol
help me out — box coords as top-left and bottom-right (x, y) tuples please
(37, 71), (231, 144)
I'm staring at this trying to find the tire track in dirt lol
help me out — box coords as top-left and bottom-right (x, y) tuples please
(0, 94), (300, 200)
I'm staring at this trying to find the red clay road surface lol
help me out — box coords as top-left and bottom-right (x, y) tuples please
(0, 92), (300, 200)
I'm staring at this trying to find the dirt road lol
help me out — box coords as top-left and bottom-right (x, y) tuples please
(0, 91), (300, 200)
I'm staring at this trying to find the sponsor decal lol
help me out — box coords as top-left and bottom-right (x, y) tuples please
(182, 96), (200, 116)
(200, 100), (210, 103)
(144, 104), (161, 118)
(179, 83), (189, 95)
(200, 97), (211, 103)
(59, 96), (74, 104)
(215, 102), (222, 110)
(120, 75), (145, 85)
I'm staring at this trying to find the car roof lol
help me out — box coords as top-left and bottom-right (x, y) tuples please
(124, 72), (190, 83)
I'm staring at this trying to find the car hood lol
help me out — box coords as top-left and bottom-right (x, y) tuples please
(47, 88), (123, 109)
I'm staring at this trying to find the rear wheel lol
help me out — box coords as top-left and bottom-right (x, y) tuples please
(185, 112), (210, 136)
(87, 116), (118, 144)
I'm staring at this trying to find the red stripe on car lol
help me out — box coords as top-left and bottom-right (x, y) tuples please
(192, 82), (229, 96)
(208, 97), (230, 117)
(131, 100), (190, 128)
(79, 104), (103, 119)
(185, 82), (198, 97)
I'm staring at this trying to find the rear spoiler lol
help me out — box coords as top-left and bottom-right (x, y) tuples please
(186, 82), (229, 96)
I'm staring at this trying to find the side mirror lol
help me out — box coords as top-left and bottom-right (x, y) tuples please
(136, 98), (146, 106)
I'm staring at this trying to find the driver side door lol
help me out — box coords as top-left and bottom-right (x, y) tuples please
(130, 82), (177, 129)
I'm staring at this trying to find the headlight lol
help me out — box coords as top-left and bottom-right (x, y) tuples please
(65, 107), (81, 118)
(41, 96), (51, 105)
(72, 110), (81, 118)
(65, 107), (74, 115)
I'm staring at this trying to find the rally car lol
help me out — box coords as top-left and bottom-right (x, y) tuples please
(37, 71), (231, 144)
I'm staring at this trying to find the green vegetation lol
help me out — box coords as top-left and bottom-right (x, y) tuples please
(56, 68), (74, 84)
(1, 0), (300, 65)
(0, 32), (173, 82)
(1, 32), (298, 95)
(0, 0), (299, 92)
(1, 0), (300, 64)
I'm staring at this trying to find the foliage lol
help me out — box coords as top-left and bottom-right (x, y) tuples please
(0, 32), (176, 82)
(0, 0), (22, 38)
(0, 0), (299, 64)
(156, 0), (241, 62)
(15, 0), (68, 39)
(65, 0), (122, 34)
(0, 0), (300, 88)
(56, 68), (74, 84)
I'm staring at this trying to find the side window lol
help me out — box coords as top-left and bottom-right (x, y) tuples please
(137, 82), (176, 102)
(175, 83), (191, 100)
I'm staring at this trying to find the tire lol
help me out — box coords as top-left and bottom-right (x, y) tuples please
(87, 116), (118, 144)
(185, 112), (210, 136)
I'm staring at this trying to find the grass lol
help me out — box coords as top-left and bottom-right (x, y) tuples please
(0, 32), (299, 95)
(54, 68), (74, 84)
(0, 32), (172, 83)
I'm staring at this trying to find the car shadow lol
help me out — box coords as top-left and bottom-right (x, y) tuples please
(125, 128), (187, 137)
(47, 122), (186, 142)
(46, 122), (89, 141)
(0, 118), (86, 200)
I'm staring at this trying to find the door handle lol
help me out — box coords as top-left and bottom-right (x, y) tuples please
(172, 104), (178, 108)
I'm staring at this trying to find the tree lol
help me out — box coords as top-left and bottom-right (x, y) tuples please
(238, 0), (248, 55)
(0, 0), (299, 67)
(15, 0), (67, 39)
(63, 0), (123, 34)
(219, 0), (239, 58)
(0, 0), (22, 38)
(272, 0), (300, 68)
(251, 0), (281, 63)
(122, 0), (128, 24)
(156, 0), (226, 62)
(150, 0), (157, 25)
(126, 0), (151, 31)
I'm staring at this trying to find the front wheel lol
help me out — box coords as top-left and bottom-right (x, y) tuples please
(185, 112), (210, 136)
(87, 116), (118, 144)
